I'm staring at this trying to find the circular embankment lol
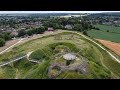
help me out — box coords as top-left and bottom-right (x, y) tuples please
(0, 31), (120, 79)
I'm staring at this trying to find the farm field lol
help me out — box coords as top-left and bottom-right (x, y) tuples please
(94, 24), (120, 33)
(0, 30), (120, 79)
(87, 30), (120, 43)
(96, 39), (120, 56)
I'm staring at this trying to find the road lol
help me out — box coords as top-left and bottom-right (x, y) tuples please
(0, 38), (24, 55)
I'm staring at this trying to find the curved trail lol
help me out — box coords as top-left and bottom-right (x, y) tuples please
(0, 30), (120, 67)
(0, 38), (24, 55)
(73, 31), (120, 64)
(0, 51), (39, 67)
(0, 55), (27, 67)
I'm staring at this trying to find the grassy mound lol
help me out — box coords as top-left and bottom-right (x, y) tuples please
(0, 31), (120, 79)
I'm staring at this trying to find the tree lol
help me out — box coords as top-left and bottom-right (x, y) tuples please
(73, 24), (83, 32)
(83, 31), (88, 36)
(18, 30), (26, 37)
(27, 26), (46, 36)
(95, 27), (100, 30)
(0, 38), (5, 47)
(36, 26), (46, 34)
(107, 30), (109, 32)
(27, 30), (33, 36)
(89, 25), (93, 29)
(3, 32), (11, 41)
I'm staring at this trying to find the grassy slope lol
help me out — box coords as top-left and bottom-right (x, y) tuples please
(0, 31), (120, 78)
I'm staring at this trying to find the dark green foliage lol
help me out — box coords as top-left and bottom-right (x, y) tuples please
(27, 26), (46, 36)
(0, 38), (5, 47)
(30, 49), (47, 61)
(2, 32), (12, 41)
(18, 30), (26, 37)
(83, 31), (88, 36)
(73, 24), (83, 32)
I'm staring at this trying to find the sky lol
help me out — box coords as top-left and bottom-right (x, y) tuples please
(0, 11), (120, 14)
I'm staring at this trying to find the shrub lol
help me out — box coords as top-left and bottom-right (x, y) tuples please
(107, 30), (109, 32)
(83, 31), (88, 36)
(0, 38), (5, 47)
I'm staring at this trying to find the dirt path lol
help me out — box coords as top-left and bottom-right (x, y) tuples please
(96, 39), (120, 56)
(0, 38), (23, 55)
(0, 30), (65, 55)
(0, 39), (20, 52)
(68, 31), (120, 63)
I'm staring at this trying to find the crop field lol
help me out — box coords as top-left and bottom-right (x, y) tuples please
(94, 24), (120, 33)
(87, 30), (120, 43)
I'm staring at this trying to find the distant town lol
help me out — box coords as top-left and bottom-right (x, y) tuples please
(0, 12), (120, 47)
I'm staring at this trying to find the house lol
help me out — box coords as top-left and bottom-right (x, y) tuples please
(48, 27), (54, 31)
(65, 25), (73, 29)
(11, 30), (18, 36)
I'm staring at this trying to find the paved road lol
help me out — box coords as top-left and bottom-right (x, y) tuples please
(0, 38), (24, 55)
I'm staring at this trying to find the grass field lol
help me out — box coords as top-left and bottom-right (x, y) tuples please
(87, 24), (120, 43)
(87, 30), (120, 43)
(94, 24), (120, 33)
(0, 31), (120, 79)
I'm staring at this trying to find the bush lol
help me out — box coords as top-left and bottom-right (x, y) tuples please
(95, 28), (100, 30)
(107, 30), (109, 32)
(0, 38), (5, 47)
(83, 31), (88, 36)
(18, 30), (26, 37)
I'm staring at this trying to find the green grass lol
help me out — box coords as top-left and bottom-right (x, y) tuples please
(94, 24), (120, 33)
(87, 24), (120, 43)
(87, 30), (120, 43)
(30, 49), (47, 61)
(23, 60), (50, 79)
(0, 31), (120, 79)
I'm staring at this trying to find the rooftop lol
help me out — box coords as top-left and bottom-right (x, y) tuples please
(63, 53), (76, 61)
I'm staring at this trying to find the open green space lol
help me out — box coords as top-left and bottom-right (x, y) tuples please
(0, 31), (120, 79)
(87, 30), (120, 43)
(94, 24), (120, 33)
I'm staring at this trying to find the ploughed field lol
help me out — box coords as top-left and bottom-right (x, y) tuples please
(96, 39), (120, 56)
(0, 31), (120, 79)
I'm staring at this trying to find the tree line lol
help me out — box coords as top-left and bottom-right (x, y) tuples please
(0, 32), (12, 47)
(18, 26), (46, 37)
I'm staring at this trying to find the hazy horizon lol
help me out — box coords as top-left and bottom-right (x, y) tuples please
(0, 11), (120, 14)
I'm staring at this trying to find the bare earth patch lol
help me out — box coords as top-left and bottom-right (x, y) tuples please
(0, 39), (20, 52)
(96, 39), (120, 56)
